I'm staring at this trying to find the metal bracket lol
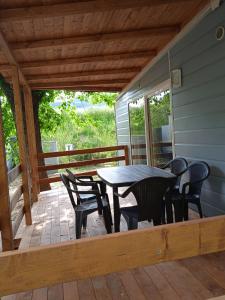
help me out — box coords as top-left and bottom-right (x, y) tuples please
(210, 0), (221, 10)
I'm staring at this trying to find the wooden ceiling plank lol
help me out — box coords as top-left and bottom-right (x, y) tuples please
(0, 0), (198, 22)
(25, 67), (141, 81)
(0, 31), (28, 86)
(10, 25), (180, 51)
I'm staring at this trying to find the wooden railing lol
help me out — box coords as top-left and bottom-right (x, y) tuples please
(131, 142), (173, 164)
(1, 215), (225, 296)
(38, 145), (129, 186)
(8, 164), (24, 237)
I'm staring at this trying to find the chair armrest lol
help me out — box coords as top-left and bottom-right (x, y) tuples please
(161, 162), (170, 169)
(113, 191), (125, 198)
(181, 179), (205, 195)
(76, 175), (94, 181)
(113, 187), (131, 198)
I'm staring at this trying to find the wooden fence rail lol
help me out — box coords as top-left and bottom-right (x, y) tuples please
(38, 145), (129, 186)
(0, 215), (225, 296)
(7, 164), (24, 238)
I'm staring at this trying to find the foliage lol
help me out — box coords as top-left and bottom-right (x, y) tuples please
(36, 90), (75, 135)
(42, 108), (116, 163)
(0, 95), (19, 166)
(129, 91), (171, 136)
(77, 92), (118, 107)
(149, 91), (170, 128)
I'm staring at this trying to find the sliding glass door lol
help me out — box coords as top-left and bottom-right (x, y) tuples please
(129, 97), (147, 165)
(147, 90), (173, 167)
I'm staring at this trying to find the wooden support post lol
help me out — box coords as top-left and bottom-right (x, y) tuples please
(0, 102), (14, 251)
(23, 86), (40, 200)
(12, 66), (32, 225)
(124, 145), (129, 165)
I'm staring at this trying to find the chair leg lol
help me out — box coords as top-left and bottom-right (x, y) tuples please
(82, 215), (87, 229)
(161, 200), (166, 224)
(165, 197), (173, 224)
(153, 217), (162, 226)
(183, 200), (189, 221)
(105, 194), (113, 225)
(173, 201), (183, 222)
(127, 217), (138, 230)
(102, 207), (112, 234)
(98, 207), (103, 215)
(196, 201), (203, 218)
(75, 212), (83, 239)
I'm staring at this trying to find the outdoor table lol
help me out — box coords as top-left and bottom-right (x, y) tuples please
(97, 164), (175, 232)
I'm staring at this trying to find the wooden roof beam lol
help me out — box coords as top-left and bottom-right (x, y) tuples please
(30, 79), (129, 89)
(26, 67), (141, 82)
(0, 31), (28, 86)
(31, 86), (122, 92)
(10, 25), (180, 51)
(0, 50), (156, 71)
(0, 0), (199, 22)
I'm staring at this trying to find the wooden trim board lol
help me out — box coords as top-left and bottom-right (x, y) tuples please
(0, 215), (225, 296)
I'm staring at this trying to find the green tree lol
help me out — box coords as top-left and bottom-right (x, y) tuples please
(149, 91), (170, 128)
(77, 92), (118, 107)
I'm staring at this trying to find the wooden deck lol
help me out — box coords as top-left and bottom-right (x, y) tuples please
(3, 184), (225, 300)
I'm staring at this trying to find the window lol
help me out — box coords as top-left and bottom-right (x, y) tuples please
(129, 97), (147, 165)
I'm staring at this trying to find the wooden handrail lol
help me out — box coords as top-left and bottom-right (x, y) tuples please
(38, 155), (125, 172)
(38, 145), (128, 159)
(1, 215), (225, 296)
(38, 145), (129, 186)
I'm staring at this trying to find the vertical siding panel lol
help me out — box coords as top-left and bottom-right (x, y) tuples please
(171, 3), (225, 216)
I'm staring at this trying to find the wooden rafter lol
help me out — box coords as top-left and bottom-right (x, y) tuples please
(0, 0), (197, 22)
(0, 50), (156, 71)
(32, 86), (122, 92)
(10, 25), (180, 51)
(25, 67), (141, 82)
(30, 79), (129, 89)
(0, 30), (28, 86)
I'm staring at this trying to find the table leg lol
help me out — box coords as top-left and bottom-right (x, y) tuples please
(113, 186), (121, 232)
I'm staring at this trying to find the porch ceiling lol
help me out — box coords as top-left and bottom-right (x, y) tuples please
(0, 0), (208, 92)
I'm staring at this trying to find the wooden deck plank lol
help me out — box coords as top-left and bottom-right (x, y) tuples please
(3, 184), (225, 300)
(144, 265), (180, 300)
(119, 271), (146, 300)
(131, 268), (162, 300)
(157, 261), (213, 299)
(63, 281), (79, 300)
(92, 276), (113, 300)
(180, 257), (225, 297)
(77, 279), (96, 300)
(105, 273), (129, 300)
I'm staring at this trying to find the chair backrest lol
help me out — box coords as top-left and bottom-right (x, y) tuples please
(126, 176), (175, 223)
(166, 157), (188, 189)
(167, 157), (188, 176)
(187, 161), (210, 195)
(60, 173), (77, 209)
(66, 169), (78, 190)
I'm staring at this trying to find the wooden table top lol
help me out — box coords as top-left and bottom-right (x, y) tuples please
(97, 164), (175, 187)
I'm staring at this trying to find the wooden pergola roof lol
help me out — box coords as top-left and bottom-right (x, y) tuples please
(0, 0), (208, 92)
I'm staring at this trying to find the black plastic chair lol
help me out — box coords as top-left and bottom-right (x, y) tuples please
(169, 161), (210, 221)
(66, 169), (112, 220)
(162, 157), (188, 190)
(162, 157), (188, 223)
(60, 173), (112, 239)
(114, 177), (175, 230)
